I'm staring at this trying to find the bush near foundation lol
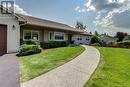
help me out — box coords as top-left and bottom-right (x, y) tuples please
(40, 41), (69, 49)
(18, 44), (41, 56)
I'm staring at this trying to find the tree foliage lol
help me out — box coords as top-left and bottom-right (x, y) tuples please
(94, 31), (99, 36)
(75, 21), (86, 30)
(115, 32), (127, 42)
(91, 36), (100, 44)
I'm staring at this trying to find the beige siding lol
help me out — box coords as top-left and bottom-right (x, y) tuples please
(65, 33), (68, 41)
(20, 28), (69, 42)
(0, 14), (20, 53)
(44, 29), (49, 41)
(72, 34), (92, 45)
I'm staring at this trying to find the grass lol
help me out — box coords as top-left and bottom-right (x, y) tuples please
(84, 47), (130, 87)
(20, 46), (85, 83)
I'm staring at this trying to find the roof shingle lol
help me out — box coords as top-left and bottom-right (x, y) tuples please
(18, 14), (84, 33)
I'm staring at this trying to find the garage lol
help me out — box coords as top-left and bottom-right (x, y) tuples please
(0, 24), (7, 56)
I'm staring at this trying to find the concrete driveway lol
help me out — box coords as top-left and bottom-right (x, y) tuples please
(0, 54), (20, 87)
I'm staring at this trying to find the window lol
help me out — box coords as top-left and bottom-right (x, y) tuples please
(80, 37), (82, 40)
(1, 1), (14, 14)
(23, 30), (39, 41)
(86, 37), (90, 41)
(32, 32), (39, 40)
(24, 31), (31, 40)
(54, 32), (65, 41)
(77, 35), (82, 40)
(49, 32), (53, 40)
(77, 38), (80, 40)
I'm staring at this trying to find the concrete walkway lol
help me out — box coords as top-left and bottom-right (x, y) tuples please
(21, 45), (100, 87)
(0, 54), (20, 87)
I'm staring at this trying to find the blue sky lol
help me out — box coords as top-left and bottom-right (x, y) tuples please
(14, 0), (130, 35)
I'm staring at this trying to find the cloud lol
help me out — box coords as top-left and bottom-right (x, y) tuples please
(14, 4), (31, 15)
(85, 0), (127, 11)
(85, 0), (130, 32)
(112, 9), (130, 28)
(75, 0), (130, 34)
(75, 6), (87, 13)
(94, 1), (130, 27)
(75, 6), (80, 11)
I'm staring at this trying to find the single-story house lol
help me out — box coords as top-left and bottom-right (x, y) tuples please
(0, 7), (92, 55)
(124, 35), (130, 40)
(100, 34), (117, 44)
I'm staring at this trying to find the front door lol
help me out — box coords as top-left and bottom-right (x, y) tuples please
(0, 24), (7, 56)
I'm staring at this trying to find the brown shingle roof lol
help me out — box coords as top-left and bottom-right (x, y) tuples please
(18, 14), (84, 33)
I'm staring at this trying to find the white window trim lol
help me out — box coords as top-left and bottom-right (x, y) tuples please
(23, 30), (40, 41)
(54, 32), (65, 41)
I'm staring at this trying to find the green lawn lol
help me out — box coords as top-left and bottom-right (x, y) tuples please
(84, 47), (130, 87)
(20, 46), (85, 83)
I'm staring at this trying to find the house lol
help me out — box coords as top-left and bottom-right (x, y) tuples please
(100, 34), (117, 44)
(124, 35), (130, 41)
(72, 32), (92, 45)
(0, 10), (92, 55)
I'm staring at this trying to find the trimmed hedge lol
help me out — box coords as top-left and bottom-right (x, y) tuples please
(18, 44), (41, 56)
(68, 44), (79, 47)
(40, 41), (69, 49)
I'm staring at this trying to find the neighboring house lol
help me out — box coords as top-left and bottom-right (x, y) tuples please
(124, 35), (130, 40)
(0, 9), (92, 55)
(100, 34), (117, 44)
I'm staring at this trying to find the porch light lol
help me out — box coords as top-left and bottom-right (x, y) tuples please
(12, 25), (15, 30)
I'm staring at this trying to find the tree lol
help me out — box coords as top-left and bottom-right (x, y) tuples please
(115, 32), (128, 42)
(75, 21), (86, 30)
(94, 31), (99, 36)
(91, 36), (100, 44)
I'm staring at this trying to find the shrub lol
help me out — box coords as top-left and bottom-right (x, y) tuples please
(117, 41), (130, 48)
(91, 36), (100, 44)
(107, 41), (117, 47)
(18, 44), (41, 56)
(68, 44), (79, 47)
(40, 41), (69, 49)
(25, 39), (39, 45)
(123, 40), (130, 43)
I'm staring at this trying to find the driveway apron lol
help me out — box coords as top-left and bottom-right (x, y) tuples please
(0, 54), (20, 87)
